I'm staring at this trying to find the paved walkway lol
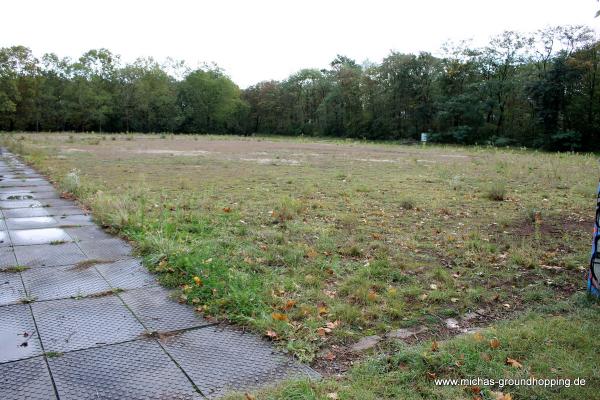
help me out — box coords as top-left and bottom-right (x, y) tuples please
(0, 150), (317, 399)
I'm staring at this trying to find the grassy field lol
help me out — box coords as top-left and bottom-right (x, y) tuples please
(3, 132), (600, 399)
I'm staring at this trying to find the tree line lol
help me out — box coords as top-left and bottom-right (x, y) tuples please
(1, 25), (599, 150)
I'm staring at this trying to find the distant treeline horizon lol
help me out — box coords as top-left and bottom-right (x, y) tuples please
(1, 25), (599, 150)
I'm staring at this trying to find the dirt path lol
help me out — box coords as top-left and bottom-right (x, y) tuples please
(0, 150), (317, 399)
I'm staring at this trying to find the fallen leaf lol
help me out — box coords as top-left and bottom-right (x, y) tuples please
(431, 340), (439, 352)
(326, 320), (341, 329)
(506, 357), (523, 369)
(223, 207), (231, 213)
(317, 305), (328, 315)
(324, 351), (336, 361)
(265, 330), (278, 339)
(367, 290), (378, 301)
(317, 327), (331, 336)
(192, 276), (202, 286)
(327, 393), (339, 400)
(430, 284), (438, 290)
(492, 391), (513, 400)
(470, 386), (481, 394)
(489, 338), (501, 349)
(480, 352), (492, 362)
(271, 312), (289, 322)
(244, 393), (256, 400)
(419, 293), (428, 300)
(306, 248), (318, 259)
(473, 332), (484, 342)
(426, 371), (436, 380)
(283, 300), (297, 310)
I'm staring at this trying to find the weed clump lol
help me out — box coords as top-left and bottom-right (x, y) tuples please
(485, 182), (506, 201)
(399, 198), (416, 210)
(272, 197), (302, 222)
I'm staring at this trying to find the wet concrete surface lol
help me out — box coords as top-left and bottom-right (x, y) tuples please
(0, 150), (318, 399)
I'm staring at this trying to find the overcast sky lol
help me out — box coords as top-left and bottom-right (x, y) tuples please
(2, 0), (598, 87)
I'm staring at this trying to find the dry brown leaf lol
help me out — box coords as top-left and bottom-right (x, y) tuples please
(317, 327), (331, 336)
(223, 207), (232, 213)
(367, 290), (378, 301)
(489, 338), (501, 349)
(470, 386), (481, 394)
(306, 248), (318, 259)
(282, 300), (297, 310)
(506, 357), (523, 369)
(326, 320), (341, 329)
(244, 393), (256, 400)
(473, 332), (484, 342)
(492, 391), (513, 400)
(431, 340), (439, 352)
(271, 312), (289, 322)
(426, 371), (436, 380)
(324, 351), (336, 361)
(265, 330), (278, 339)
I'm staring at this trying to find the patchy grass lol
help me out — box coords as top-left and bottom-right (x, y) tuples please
(228, 296), (600, 400)
(2, 133), (595, 369)
(0, 265), (30, 273)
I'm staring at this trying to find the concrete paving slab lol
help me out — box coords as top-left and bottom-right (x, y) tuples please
(21, 264), (112, 301)
(161, 327), (320, 398)
(10, 228), (72, 246)
(0, 303), (44, 363)
(0, 356), (57, 400)
(0, 193), (35, 201)
(0, 199), (43, 209)
(14, 243), (88, 267)
(64, 225), (113, 241)
(0, 230), (11, 246)
(0, 271), (27, 305)
(2, 207), (51, 218)
(5, 216), (60, 230)
(119, 286), (210, 332)
(48, 340), (200, 400)
(31, 296), (146, 353)
(40, 198), (78, 208)
(95, 258), (158, 290)
(0, 247), (18, 270)
(54, 214), (94, 226)
(78, 238), (132, 260)
(27, 191), (61, 200)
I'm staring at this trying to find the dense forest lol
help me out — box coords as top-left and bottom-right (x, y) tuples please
(1, 25), (599, 150)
